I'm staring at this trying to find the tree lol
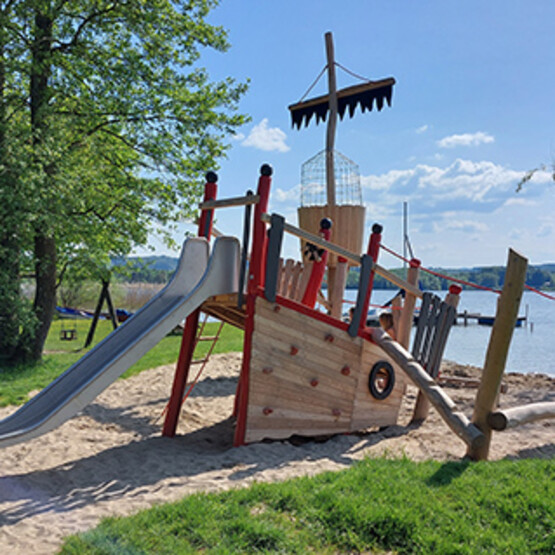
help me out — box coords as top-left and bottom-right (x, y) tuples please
(0, 0), (248, 363)
(516, 161), (555, 192)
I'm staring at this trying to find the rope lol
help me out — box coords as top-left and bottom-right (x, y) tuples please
(298, 65), (327, 103)
(380, 242), (555, 300)
(524, 284), (555, 301)
(334, 61), (372, 83)
(179, 320), (225, 408)
(156, 318), (225, 423)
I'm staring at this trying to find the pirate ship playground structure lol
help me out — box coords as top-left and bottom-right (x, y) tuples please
(1, 34), (553, 462)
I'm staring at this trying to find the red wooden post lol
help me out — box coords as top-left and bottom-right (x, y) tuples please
(359, 223), (382, 334)
(233, 164), (272, 446)
(162, 172), (218, 437)
(301, 218), (332, 308)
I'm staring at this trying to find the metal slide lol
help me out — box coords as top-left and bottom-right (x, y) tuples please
(0, 236), (240, 449)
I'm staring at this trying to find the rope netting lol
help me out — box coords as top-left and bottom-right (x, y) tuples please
(379, 242), (555, 301)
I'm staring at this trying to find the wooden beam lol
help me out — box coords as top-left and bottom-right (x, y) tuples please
(488, 402), (555, 431)
(371, 328), (485, 451)
(467, 249), (528, 461)
(199, 194), (260, 210)
(373, 264), (423, 299)
(261, 212), (423, 298)
(288, 78), (396, 113)
(261, 212), (361, 265)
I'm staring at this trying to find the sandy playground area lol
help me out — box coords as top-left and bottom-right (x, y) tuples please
(0, 352), (553, 554)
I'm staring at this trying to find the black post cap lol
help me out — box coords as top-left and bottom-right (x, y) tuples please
(372, 223), (383, 234)
(260, 164), (273, 176)
(206, 171), (218, 183)
(320, 217), (333, 230)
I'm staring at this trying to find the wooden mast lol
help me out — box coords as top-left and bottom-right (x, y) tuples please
(325, 31), (337, 207)
(324, 32), (341, 311)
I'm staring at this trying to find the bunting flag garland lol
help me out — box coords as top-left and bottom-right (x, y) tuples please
(288, 77), (395, 129)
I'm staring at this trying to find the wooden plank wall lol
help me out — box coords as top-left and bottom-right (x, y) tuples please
(245, 297), (405, 442)
(297, 205), (365, 267)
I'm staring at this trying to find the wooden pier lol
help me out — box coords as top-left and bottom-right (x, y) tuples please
(456, 311), (527, 327)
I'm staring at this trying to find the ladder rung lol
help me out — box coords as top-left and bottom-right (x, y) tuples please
(197, 336), (219, 341)
(191, 358), (209, 365)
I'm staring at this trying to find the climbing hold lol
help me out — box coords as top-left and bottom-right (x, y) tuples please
(273, 305), (281, 313)
(263, 407), (273, 415)
(310, 379), (319, 387)
(332, 408), (342, 417)
(262, 367), (273, 374)
(341, 365), (351, 376)
(324, 333), (334, 343)
(290, 345), (299, 356)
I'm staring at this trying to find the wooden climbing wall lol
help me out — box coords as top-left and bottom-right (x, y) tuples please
(244, 297), (405, 443)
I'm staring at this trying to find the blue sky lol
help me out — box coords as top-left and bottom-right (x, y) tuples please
(143, 0), (554, 269)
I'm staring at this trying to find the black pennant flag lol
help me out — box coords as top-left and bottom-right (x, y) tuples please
(289, 78), (395, 130)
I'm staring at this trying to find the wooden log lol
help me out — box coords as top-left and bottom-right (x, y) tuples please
(467, 248), (528, 461)
(276, 258), (284, 296)
(280, 259), (295, 296)
(397, 261), (420, 349)
(488, 402), (555, 431)
(371, 328), (485, 450)
(296, 261), (312, 302)
(329, 259), (348, 318)
(391, 294), (402, 338)
(288, 261), (303, 300)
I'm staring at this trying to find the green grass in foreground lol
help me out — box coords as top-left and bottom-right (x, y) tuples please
(59, 457), (554, 554)
(0, 320), (243, 407)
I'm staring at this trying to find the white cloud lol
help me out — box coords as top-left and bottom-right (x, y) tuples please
(241, 118), (290, 152)
(274, 184), (301, 203)
(436, 219), (490, 234)
(536, 224), (553, 238)
(437, 131), (495, 148)
(503, 197), (537, 208)
(416, 124), (429, 134)
(267, 158), (554, 266)
(360, 158), (523, 213)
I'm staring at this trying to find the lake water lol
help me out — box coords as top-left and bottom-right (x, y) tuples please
(344, 289), (555, 377)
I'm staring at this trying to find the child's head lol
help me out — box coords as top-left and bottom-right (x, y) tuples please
(379, 312), (394, 330)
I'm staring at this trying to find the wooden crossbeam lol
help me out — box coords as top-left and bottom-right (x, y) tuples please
(289, 78), (396, 130)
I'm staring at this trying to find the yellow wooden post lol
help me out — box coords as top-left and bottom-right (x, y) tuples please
(466, 248), (528, 461)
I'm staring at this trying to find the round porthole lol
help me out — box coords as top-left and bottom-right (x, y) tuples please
(368, 361), (395, 400)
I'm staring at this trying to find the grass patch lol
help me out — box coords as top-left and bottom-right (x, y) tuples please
(59, 457), (555, 554)
(0, 319), (243, 407)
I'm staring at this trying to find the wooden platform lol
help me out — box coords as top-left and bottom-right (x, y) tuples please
(244, 297), (405, 443)
(201, 294), (246, 330)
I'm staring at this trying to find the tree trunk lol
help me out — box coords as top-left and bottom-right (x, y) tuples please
(30, 234), (57, 360)
(14, 9), (57, 362)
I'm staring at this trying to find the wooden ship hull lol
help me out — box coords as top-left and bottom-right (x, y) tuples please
(244, 296), (405, 443)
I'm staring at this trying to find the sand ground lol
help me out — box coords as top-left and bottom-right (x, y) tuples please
(0, 353), (553, 554)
